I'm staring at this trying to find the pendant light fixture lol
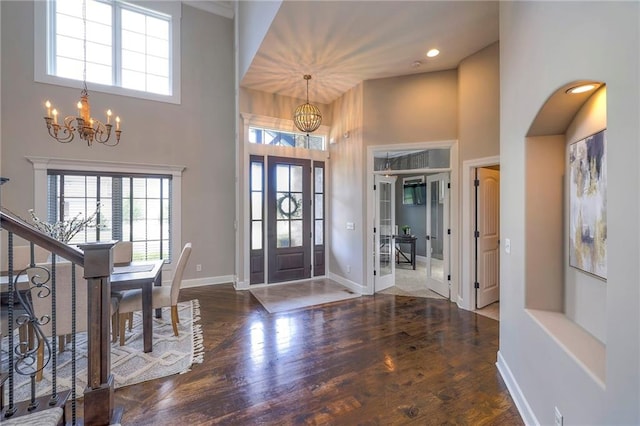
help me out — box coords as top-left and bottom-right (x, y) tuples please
(293, 74), (322, 134)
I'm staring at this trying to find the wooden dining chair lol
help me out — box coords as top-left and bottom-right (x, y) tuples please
(111, 241), (133, 266)
(110, 240), (135, 341)
(117, 243), (192, 345)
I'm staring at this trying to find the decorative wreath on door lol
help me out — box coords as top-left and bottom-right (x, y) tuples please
(277, 194), (300, 218)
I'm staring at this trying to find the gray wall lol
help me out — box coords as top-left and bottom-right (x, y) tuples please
(500, 1), (639, 424)
(1, 2), (236, 282)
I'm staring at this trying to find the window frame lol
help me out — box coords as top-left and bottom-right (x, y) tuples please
(47, 169), (173, 262)
(27, 156), (185, 273)
(34, 0), (182, 104)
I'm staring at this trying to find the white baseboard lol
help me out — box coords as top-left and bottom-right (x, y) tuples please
(180, 275), (235, 289)
(496, 351), (538, 426)
(327, 272), (364, 294)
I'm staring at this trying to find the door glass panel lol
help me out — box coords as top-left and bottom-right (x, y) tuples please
(289, 193), (303, 219)
(251, 162), (263, 191)
(315, 220), (323, 245)
(251, 193), (262, 220)
(429, 180), (444, 282)
(290, 220), (303, 247)
(379, 182), (392, 277)
(290, 165), (303, 192)
(276, 192), (290, 220)
(314, 194), (323, 219)
(251, 222), (262, 250)
(276, 221), (289, 248)
(276, 165), (289, 192)
(314, 167), (323, 190)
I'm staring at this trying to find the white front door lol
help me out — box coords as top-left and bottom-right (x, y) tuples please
(475, 168), (500, 308)
(374, 175), (396, 292)
(426, 173), (450, 298)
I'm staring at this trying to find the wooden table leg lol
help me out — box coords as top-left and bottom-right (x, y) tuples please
(154, 270), (162, 319)
(142, 282), (152, 353)
(411, 240), (416, 270)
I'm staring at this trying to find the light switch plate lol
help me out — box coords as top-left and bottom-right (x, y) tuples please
(346, 222), (355, 230)
(504, 238), (511, 254)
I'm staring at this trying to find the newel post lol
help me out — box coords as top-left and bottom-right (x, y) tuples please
(78, 241), (122, 425)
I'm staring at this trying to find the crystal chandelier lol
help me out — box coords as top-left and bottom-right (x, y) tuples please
(293, 75), (322, 134)
(43, 0), (121, 146)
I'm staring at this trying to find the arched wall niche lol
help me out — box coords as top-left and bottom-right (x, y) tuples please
(524, 80), (607, 386)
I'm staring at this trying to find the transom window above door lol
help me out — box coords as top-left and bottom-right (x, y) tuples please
(249, 126), (326, 151)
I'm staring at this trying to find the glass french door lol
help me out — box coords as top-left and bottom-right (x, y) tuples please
(374, 175), (396, 291)
(426, 173), (449, 298)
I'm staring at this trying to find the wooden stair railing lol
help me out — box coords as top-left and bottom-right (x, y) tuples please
(1, 210), (122, 425)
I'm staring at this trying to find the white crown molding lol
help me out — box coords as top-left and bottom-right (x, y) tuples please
(26, 156), (186, 177)
(183, 1), (234, 19)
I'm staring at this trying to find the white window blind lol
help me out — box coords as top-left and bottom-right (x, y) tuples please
(48, 170), (172, 262)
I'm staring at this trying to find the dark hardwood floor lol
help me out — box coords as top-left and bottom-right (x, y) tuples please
(114, 284), (522, 425)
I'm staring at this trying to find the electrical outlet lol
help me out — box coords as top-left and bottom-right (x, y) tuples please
(554, 407), (563, 426)
(196, 264), (202, 272)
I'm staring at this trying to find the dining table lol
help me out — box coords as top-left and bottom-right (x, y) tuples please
(110, 259), (164, 353)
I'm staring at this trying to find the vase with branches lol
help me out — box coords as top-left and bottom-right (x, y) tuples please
(29, 204), (101, 243)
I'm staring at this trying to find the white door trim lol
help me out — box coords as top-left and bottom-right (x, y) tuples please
(460, 156), (500, 311)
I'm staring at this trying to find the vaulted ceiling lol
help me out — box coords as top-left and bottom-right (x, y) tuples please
(239, 1), (499, 104)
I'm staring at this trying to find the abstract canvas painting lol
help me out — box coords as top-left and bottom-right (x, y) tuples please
(569, 129), (607, 279)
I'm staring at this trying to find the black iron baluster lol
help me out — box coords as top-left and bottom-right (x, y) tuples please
(49, 254), (58, 405)
(5, 231), (17, 417)
(71, 262), (77, 425)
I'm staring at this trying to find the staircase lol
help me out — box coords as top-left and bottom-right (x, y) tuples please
(1, 186), (121, 425)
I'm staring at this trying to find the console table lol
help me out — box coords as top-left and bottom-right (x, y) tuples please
(394, 234), (416, 270)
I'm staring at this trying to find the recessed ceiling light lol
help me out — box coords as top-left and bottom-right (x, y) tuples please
(566, 84), (597, 94)
(426, 49), (440, 58)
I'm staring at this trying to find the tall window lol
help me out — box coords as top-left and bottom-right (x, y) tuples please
(36, 0), (181, 102)
(48, 170), (172, 262)
(250, 158), (264, 251)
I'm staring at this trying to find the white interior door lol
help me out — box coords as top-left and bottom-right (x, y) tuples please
(426, 173), (450, 298)
(374, 175), (396, 292)
(476, 168), (500, 308)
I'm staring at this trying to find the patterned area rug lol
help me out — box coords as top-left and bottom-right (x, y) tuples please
(3, 299), (203, 403)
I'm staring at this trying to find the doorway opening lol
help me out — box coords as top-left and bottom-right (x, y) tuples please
(249, 155), (326, 285)
(369, 143), (456, 298)
(474, 166), (500, 320)
(460, 156), (500, 318)
(373, 170), (451, 298)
